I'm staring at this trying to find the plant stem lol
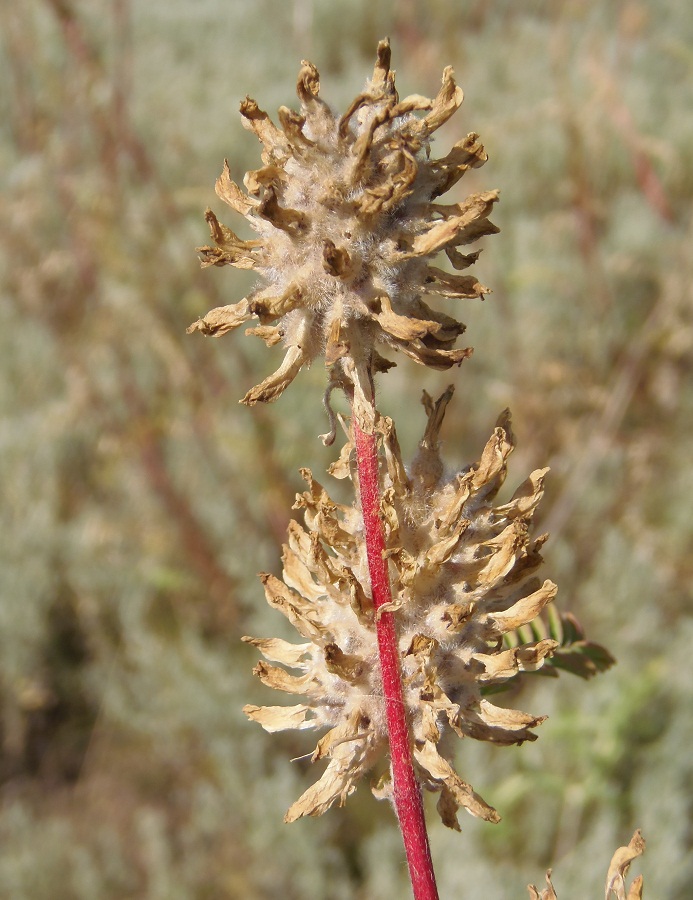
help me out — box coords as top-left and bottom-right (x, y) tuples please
(353, 417), (439, 900)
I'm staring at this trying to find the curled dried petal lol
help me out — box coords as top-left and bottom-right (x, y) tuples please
(241, 344), (308, 406)
(244, 704), (316, 733)
(241, 635), (312, 667)
(605, 830), (646, 900)
(216, 159), (257, 215)
(414, 740), (500, 825)
(418, 66), (464, 136)
(239, 97), (290, 161)
(425, 267), (490, 299)
(528, 870), (558, 900)
(484, 580), (558, 637)
(371, 293), (441, 341)
(186, 298), (252, 336)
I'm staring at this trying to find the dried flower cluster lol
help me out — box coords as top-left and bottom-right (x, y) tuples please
(244, 387), (557, 827)
(188, 39), (497, 416)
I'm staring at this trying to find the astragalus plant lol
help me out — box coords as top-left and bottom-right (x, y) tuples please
(189, 39), (640, 899)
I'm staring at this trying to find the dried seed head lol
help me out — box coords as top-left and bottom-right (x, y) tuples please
(243, 388), (559, 828)
(189, 40), (498, 409)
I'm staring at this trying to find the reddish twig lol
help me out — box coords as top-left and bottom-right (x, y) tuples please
(353, 418), (439, 900)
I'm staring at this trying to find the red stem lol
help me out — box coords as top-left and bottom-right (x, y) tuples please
(353, 419), (439, 900)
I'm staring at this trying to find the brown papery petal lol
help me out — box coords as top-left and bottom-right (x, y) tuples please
(425, 267), (489, 299)
(215, 159), (257, 215)
(414, 740), (500, 825)
(473, 640), (557, 682)
(253, 660), (319, 695)
(418, 67), (464, 136)
(429, 133), (488, 197)
(241, 344), (307, 405)
(250, 283), (304, 322)
(244, 325), (283, 347)
(243, 164), (287, 195)
(471, 413), (514, 493)
(241, 635), (312, 667)
(484, 580), (558, 636)
(239, 97), (290, 160)
(243, 704), (316, 733)
(527, 871), (558, 900)
(186, 298), (252, 336)
(605, 830), (646, 900)
(495, 468), (550, 519)
(258, 571), (324, 639)
(203, 208), (262, 250)
(371, 294), (442, 341)
(281, 543), (327, 603)
(477, 701), (546, 732)
(394, 341), (473, 370)
(284, 738), (370, 822)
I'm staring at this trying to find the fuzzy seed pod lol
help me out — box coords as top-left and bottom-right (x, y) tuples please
(243, 388), (560, 828)
(189, 40), (498, 410)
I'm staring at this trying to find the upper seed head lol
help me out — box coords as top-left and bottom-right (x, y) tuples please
(189, 40), (499, 410)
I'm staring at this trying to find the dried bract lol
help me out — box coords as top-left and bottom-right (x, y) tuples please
(189, 40), (497, 407)
(244, 389), (557, 827)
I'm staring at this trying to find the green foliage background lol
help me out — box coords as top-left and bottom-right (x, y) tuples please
(1, 1), (691, 897)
